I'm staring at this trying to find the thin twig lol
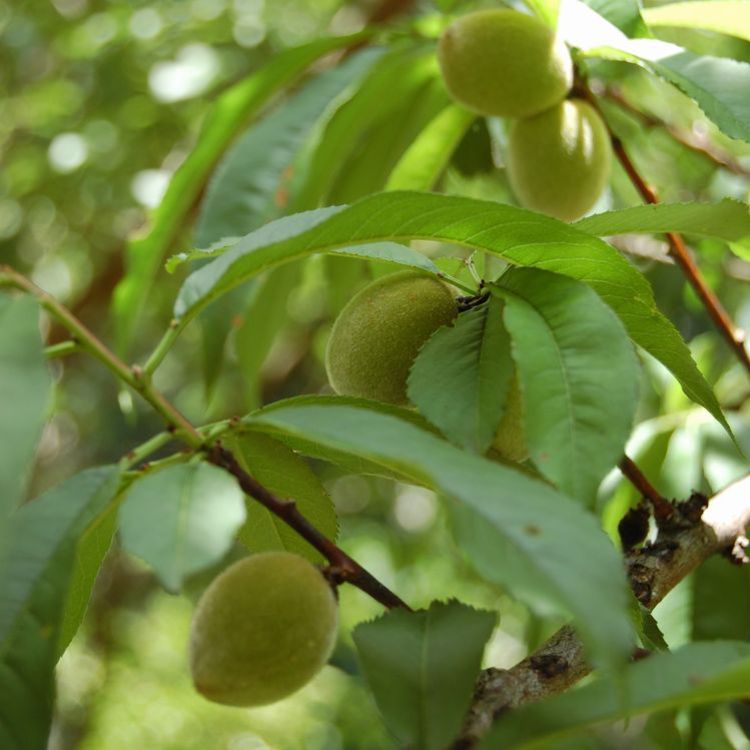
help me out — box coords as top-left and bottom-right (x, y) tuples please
(618, 454), (673, 522)
(610, 136), (750, 375)
(604, 87), (750, 177)
(1, 266), (409, 612)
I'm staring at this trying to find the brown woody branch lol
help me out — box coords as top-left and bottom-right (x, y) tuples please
(577, 83), (750, 377)
(455, 473), (750, 747)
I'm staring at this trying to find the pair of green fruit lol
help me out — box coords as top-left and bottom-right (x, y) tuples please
(439, 9), (611, 222)
(325, 270), (527, 462)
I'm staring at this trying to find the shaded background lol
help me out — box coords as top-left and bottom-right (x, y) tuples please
(4, 0), (750, 747)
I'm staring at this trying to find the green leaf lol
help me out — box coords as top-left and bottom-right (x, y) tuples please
(693, 556), (750, 640)
(353, 600), (497, 750)
(479, 641), (750, 749)
(229, 432), (337, 564)
(56, 500), (119, 658)
(293, 46), (442, 208)
(565, 0), (750, 143)
(583, 0), (648, 37)
(575, 200), (750, 259)
(112, 32), (368, 354)
(527, 0), (561, 28)
(118, 463), (246, 592)
(644, 2), (750, 44)
(171, 190), (725, 432)
(408, 296), (513, 454)
(0, 295), (52, 521)
(493, 268), (639, 502)
(245, 399), (634, 671)
(236, 263), (303, 409)
(248, 395), (444, 483)
(0, 466), (120, 750)
(386, 104), (476, 191)
(195, 49), (380, 248)
(580, 199), (744, 244)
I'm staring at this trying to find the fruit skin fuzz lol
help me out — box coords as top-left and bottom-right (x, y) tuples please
(438, 9), (573, 119)
(326, 270), (458, 405)
(507, 98), (612, 221)
(189, 551), (338, 707)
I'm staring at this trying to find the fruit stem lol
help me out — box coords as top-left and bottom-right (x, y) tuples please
(618, 455), (673, 521)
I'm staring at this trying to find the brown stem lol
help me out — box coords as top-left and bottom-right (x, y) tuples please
(1, 266), (409, 613)
(604, 87), (750, 177)
(456, 473), (750, 746)
(618, 454), (673, 521)
(612, 136), (750, 373)
(209, 445), (410, 610)
(575, 84), (750, 377)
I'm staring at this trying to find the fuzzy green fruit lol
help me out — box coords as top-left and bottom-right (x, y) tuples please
(325, 270), (458, 405)
(438, 9), (573, 118)
(507, 99), (612, 221)
(189, 551), (338, 707)
(490, 375), (528, 463)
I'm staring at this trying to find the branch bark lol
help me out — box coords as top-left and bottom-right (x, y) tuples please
(455, 474), (750, 747)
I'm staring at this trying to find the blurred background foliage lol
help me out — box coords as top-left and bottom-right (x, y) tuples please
(4, 0), (750, 747)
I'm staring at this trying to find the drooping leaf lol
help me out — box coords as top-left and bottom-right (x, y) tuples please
(229, 432), (337, 564)
(493, 268), (639, 502)
(0, 466), (120, 750)
(118, 463), (246, 592)
(563, 0), (750, 143)
(0, 295), (52, 522)
(643, 2), (750, 44)
(353, 601), (497, 750)
(56, 500), (120, 658)
(386, 104), (476, 191)
(245, 398), (634, 671)
(169, 191), (725, 432)
(293, 46), (443, 208)
(408, 295), (513, 454)
(479, 641), (750, 749)
(112, 32), (368, 355)
(575, 200), (750, 259)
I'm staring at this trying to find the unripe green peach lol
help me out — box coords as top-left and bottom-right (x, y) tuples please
(438, 9), (573, 118)
(189, 551), (338, 707)
(325, 270), (458, 405)
(489, 375), (528, 463)
(507, 99), (612, 221)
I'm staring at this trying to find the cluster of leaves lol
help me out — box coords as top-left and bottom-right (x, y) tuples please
(4, 1), (750, 748)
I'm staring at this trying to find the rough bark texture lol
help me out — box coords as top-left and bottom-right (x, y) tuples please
(455, 474), (750, 747)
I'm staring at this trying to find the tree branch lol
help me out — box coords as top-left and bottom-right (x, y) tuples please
(455, 474), (750, 747)
(0, 266), (409, 612)
(576, 83), (750, 377)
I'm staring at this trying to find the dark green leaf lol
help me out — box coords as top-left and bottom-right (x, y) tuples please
(171, 191), (725, 432)
(112, 32), (368, 354)
(480, 642), (750, 749)
(353, 601), (497, 750)
(494, 268), (638, 502)
(245, 399), (634, 671)
(229, 432), (337, 564)
(0, 466), (120, 750)
(0, 295), (52, 521)
(118, 463), (246, 592)
(408, 296), (513, 454)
